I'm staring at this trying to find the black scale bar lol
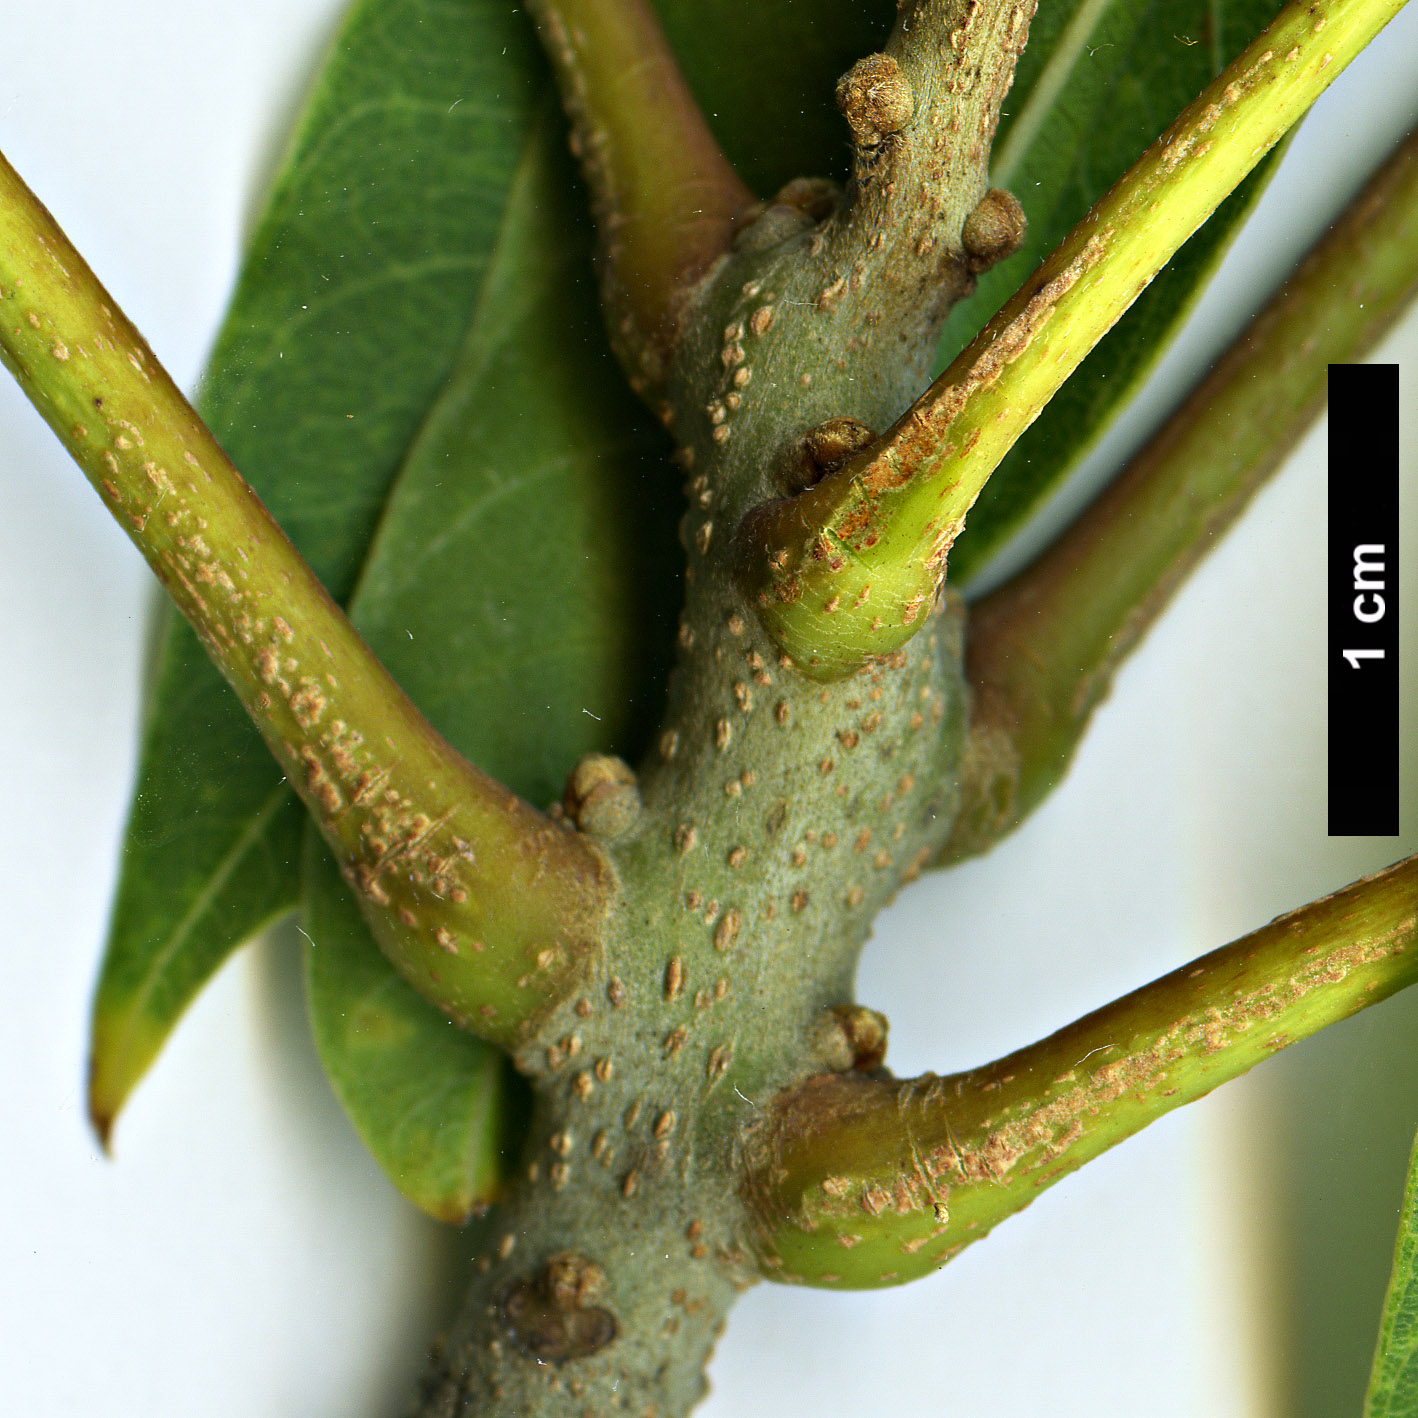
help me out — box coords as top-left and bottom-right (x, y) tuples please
(1329, 363), (1399, 836)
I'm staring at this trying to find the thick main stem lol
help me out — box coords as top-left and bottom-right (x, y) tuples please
(0, 149), (609, 1050)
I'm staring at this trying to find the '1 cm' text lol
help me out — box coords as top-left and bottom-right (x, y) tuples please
(1342, 543), (1387, 668)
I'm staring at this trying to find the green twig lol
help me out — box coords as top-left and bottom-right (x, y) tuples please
(744, 856), (1418, 1289)
(526, 0), (755, 397)
(942, 116), (1418, 862)
(0, 148), (610, 1053)
(738, 0), (1410, 679)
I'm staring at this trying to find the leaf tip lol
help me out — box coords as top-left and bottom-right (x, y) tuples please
(86, 1009), (150, 1156)
(86, 1074), (118, 1155)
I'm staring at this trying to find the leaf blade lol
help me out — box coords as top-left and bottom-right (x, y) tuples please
(90, 764), (301, 1142)
(1367, 1125), (1418, 1417)
(303, 836), (525, 1225)
(346, 103), (677, 791)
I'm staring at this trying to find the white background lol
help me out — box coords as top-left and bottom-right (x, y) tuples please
(1, 4), (1415, 1416)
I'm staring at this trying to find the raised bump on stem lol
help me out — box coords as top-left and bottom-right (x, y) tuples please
(738, 0), (1411, 680)
(943, 117), (1418, 862)
(744, 856), (1418, 1289)
(0, 147), (611, 1052)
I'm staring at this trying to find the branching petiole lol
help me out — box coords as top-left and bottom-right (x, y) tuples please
(0, 148), (611, 1053)
(747, 856), (1418, 1288)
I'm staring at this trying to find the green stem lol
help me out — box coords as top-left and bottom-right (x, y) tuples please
(526, 0), (755, 397)
(943, 116), (1418, 862)
(739, 0), (1411, 679)
(744, 856), (1418, 1289)
(0, 148), (609, 1052)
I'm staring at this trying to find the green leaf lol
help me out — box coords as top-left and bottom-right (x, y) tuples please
(303, 840), (527, 1224)
(89, 0), (548, 1136)
(301, 103), (678, 1220)
(1367, 1124), (1418, 1416)
(90, 738), (299, 1144)
(943, 0), (1287, 581)
(343, 110), (677, 788)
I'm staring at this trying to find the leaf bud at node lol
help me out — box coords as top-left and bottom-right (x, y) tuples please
(809, 1004), (890, 1072)
(962, 188), (1027, 272)
(830, 1004), (889, 1071)
(732, 200), (814, 255)
(564, 754), (641, 838)
(502, 1252), (617, 1363)
(835, 54), (914, 146)
(778, 416), (877, 495)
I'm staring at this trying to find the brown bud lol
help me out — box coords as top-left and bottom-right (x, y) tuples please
(835, 54), (914, 146)
(544, 1251), (608, 1309)
(779, 416), (877, 495)
(563, 754), (640, 838)
(809, 1012), (857, 1073)
(962, 188), (1027, 272)
(810, 1005), (889, 1072)
(804, 417), (876, 468)
(502, 1252), (616, 1363)
(831, 1004), (889, 1071)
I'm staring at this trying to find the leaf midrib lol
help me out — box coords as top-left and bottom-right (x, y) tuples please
(118, 782), (294, 1047)
(343, 101), (558, 620)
